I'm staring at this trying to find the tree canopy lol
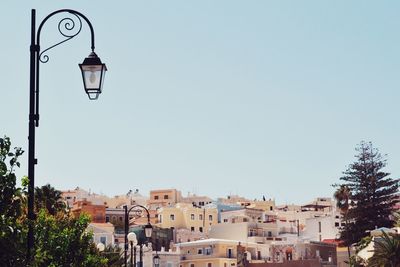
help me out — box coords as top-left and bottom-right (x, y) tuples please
(335, 142), (399, 245)
(0, 136), (111, 267)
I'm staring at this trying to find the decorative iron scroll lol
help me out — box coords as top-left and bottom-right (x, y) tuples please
(39, 12), (83, 63)
(130, 208), (145, 220)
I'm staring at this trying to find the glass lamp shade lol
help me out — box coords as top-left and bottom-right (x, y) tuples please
(153, 255), (160, 265)
(127, 232), (137, 245)
(96, 242), (105, 252)
(79, 51), (107, 100)
(144, 223), (153, 238)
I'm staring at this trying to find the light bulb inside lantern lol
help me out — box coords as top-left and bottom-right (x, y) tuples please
(89, 72), (96, 83)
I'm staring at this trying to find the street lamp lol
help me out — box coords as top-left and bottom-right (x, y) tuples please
(124, 205), (153, 267)
(79, 51), (107, 100)
(96, 242), (105, 252)
(153, 253), (160, 267)
(27, 9), (107, 261)
(127, 232), (138, 267)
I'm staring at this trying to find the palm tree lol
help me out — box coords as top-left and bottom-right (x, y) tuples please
(35, 184), (65, 215)
(334, 185), (352, 259)
(368, 231), (400, 267)
(394, 211), (400, 228)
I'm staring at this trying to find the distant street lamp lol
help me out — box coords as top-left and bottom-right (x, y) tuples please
(153, 253), (160, 267)
(127, 232), (138, 267)
(96, 242), (105, 252)
(124, 205), (153, 267)
(27, 9), (107, 261)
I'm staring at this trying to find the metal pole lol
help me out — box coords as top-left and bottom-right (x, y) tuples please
(124, 205), (128, 266)
(134, 246), (137, 267)
(27, 8), (37, 263)
(139, 244), (143, 267)
(130, 241), (133, 267)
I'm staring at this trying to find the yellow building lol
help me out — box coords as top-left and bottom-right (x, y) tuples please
(157, 203), (218, 234)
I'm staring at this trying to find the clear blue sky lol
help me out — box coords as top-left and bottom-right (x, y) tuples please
(1, 1), (399, 204)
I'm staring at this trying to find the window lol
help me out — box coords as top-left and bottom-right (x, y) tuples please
(170, 214), (175, 221)
(191, 214), (195, 220)
(154, 195), (159, 200)
(199, 201), (205, 206)
(119, 216), (123, 222)
(164, 195), (169, 199)
(100, 236), (106, 244)
(190, 264), (195, 267)
(318, 222), (322, 233)
(227, 248), (233, 258)
(205, 247), (212, 255)
(191, 227), (195, 232)
(199, 214), (203, 220)
(207, 263), (212, 267)
(268, 231), (272, 237)
(223, 219), (228, 223)
(335, 222), (339, 227)
(209, 215), (213, 221)
(199, 227), (203, 233)
(270, 206), (273, 211)
(198, 249), (203, 254)
(105, 216), (110, 223)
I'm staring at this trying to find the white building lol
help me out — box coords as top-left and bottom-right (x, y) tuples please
(303, 213), (342, 242)
(209, 221), (279, 244)
(87, 222), (115, 247)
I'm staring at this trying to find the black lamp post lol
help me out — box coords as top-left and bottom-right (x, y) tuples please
(27, 9), (107, 261)
(124, 205), (153, 267)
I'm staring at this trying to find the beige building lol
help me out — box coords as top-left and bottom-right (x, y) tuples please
(149, 189), (183, 209)
(62, 187), (148, 209)
(157, 203), (218, 235)
(177, 238), (270, 267)
(220, 208), (265, 224)
(217, 195), (251, 205)
(246, 200), (275, 213)
(181, 193), (213, 207)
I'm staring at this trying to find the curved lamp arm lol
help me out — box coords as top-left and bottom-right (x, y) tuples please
(36, 9), (95, 63)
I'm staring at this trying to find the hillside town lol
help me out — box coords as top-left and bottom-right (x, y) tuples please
(62, 187), (400, 267)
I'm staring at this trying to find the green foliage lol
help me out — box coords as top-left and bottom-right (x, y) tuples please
(0, 136), (26, 266)
(368, 231), (400, 267)
(35, 184), (66, 215)
(347, 255), (366, 267)
(394, 212), (400, 228)
(0, 136), (24, 218)
(335, 142), (399, 246)
(102, 245), (125, 267)
(0, 136), (110, 266)
(355, 236), (372, 253)
(33, 210), (107, 267)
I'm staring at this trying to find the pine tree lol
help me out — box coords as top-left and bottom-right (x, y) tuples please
(337, 141), (399, 245)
